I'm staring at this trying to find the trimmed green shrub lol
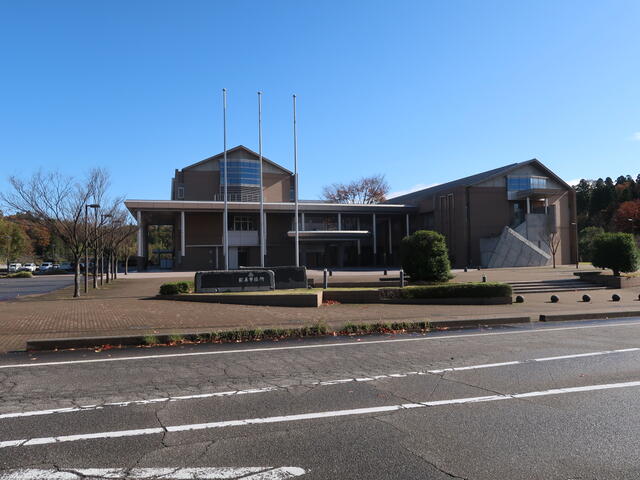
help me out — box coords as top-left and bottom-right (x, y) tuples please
(382, 282), (512, 299)
(159, 281), (193, 295)
(578, 226), (604, 262)
(7, 271), (33, 278)
(400, 230), (451, 282)
(591, 232), (640, 276)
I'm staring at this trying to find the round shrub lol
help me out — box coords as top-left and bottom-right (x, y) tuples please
(612, 294), (621, 302)
(592, 232), (640, 276)
(550, 295), (559, 303)
(582, 294), (591, 302)
(400, 230), (451, 283)
(159, 281), (192, 295)
(515, 295), (525, 303)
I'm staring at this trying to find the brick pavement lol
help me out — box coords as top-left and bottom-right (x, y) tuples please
(1, 266), (639, 353)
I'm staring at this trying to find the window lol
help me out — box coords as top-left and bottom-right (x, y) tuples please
(507, 176), (547, 192)
(232, 215), (255, 231)
(177, 186), (184, 199)
(220, 160), (261, 186)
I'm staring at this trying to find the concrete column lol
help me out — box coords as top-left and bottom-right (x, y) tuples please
(405, 214), (410, 237)
(544, 198), (548, 214)
(301, 212), (305, 231)
(526, 197), (531, 214)
(180, 211), (186, 257)
(388, 219), (392, 254)
(372, 213), (377, 256)
(137, 210), (143, 257)
(337, 213), (342, 231)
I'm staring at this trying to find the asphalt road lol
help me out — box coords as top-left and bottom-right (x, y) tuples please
(2, 318), (640, 479)
(0, 275), (74, 301)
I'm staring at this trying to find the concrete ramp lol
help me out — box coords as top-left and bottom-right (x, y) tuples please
(482, 226), (551, 268)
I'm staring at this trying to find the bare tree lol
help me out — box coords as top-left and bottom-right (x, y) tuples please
(539, 222), (561, 269)
(1, 170), (105, 297)
(101, 209), (136, 282)
(322, 174), (390, 204)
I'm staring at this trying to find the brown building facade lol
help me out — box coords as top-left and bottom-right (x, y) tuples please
(125, 146), (577, 270)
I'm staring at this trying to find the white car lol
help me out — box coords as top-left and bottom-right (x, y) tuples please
(8, 263), (22, 272)
(20, 263), (37, 272)
(39, 262), (54, 272)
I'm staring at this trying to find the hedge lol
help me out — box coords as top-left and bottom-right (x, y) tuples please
(6, 271), (33, 278)
(381, 282), (512, 299)
(159, 281), (194, 295)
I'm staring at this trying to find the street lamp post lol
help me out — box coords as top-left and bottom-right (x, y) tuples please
(571, 222), (579, 269)
(100, 213), (112, 286)
(84, 204), (100, 294)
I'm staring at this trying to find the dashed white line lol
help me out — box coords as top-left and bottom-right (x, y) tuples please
(2, 319), (640, 370)
(426, 347), (640, 373)
(2, 379), (640, 449)
(2, 346), (640, 420)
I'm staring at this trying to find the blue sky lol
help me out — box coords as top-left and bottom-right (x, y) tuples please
(1, 0), (639, 202)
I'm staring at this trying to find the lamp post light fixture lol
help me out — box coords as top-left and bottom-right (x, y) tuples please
(84, 204), (100, 294)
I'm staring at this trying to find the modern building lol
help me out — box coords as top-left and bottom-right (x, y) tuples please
(124, 146), (577, 270)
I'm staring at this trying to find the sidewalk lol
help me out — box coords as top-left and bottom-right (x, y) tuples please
(0, 268), (638, 353)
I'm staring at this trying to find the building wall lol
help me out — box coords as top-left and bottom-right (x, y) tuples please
(171, 149), (293, 203)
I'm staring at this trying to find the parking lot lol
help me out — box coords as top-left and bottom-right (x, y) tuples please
(0, 275), (74, 301)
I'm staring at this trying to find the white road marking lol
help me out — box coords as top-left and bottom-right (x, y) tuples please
(3, 346), (640, 421)
(0, 467), (307, 479)
(2, 379), (640, 449)
(426, 347), (640, 373)
(2, 319), (640, 370)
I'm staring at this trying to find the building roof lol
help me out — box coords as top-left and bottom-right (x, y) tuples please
(180, 145), (293, 175)
(385, 158), (571, 205)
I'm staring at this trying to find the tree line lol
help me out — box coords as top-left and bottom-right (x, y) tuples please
(574, 174), (640, 261)
(1, 169), (137, 297)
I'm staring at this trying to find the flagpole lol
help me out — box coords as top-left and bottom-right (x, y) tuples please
(293, 94), (299, 267)
(258, 91), (265, 267)
(222, 88), (229, 270)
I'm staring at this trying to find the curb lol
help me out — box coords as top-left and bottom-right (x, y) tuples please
(429, 316), (530, 328)
(539, 311), (640, 322)
(25, 316), (532, 352)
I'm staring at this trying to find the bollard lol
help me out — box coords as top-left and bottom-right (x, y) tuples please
(582, 294), (591, 302)
(482, 275), (487, 283)
(515, 295), (525, 303)
(329, 270), (333, 277)
(550, 295), (559, 303)
(400, 269), (405, 288)
(464, 267), (468, 272)
(384, 269), (388, 276)
(612, 294), (621, 302)
(323, 269), (328, 289)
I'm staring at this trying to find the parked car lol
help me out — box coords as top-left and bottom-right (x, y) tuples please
(19, 263), (38, 272)
(59, 262), (73, 272)
(8, 263), (22, 272)
(39, 262), (54, 272)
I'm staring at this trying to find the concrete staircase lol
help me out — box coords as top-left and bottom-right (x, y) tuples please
(508, 279), (608, 294)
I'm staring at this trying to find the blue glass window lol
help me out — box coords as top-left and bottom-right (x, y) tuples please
(220, 160), (261, 186)
(507, 176), (547, 191)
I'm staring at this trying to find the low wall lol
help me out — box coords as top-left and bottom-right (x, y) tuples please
(323, 290), (512, 305)
(575, 271), (640, 289)
(163, 291), (322, 308)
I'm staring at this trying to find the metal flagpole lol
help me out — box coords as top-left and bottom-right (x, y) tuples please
(258, 91), (265, 267)
(222, 88), (229, 270)
(293, 94), (299, 267)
